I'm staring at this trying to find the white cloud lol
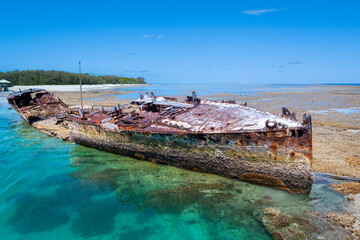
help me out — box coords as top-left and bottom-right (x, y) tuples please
(142, 34), (163, 39)
(142, 34), (154, 38)
(114, 53), (137, 59)
(242, 8), (285, 15)
(123, 70), (149, 73)
(113, 54), (123, 59)
(286, 61), (303, 65)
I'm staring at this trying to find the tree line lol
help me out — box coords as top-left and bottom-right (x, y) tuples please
(0, 70), (146, 85)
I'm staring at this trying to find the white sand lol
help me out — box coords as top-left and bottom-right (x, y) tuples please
(9, 84), (148, 92)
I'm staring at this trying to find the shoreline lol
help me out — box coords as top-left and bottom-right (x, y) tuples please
(8, 84), (149, 92)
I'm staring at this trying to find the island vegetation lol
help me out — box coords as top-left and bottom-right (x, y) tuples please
(0, 70), (146, 85)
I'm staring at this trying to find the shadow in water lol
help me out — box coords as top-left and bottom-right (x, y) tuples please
(7, 192), (70, 234)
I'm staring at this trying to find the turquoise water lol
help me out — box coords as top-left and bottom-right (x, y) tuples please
(0, 94), (351, 239)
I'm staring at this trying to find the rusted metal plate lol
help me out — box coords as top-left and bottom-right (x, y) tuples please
(7, 89), (69, 124)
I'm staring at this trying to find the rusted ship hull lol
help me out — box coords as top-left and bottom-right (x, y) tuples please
(8, 89), (313, 194)
(7, 89), (69, 124)
(68, 121), (312, 194)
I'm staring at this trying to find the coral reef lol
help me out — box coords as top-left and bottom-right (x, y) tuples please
(326, 212), (355, 228)
(332, 182), (360, 195)
(260, 207), (311, 240)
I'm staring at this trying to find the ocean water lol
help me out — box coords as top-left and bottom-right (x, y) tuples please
(0, 91), (352, 240)
(110, 83), (321, 99)
(310, 107), (360, 115)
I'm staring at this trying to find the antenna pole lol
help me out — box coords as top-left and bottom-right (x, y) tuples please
(78, 60), (84, 117)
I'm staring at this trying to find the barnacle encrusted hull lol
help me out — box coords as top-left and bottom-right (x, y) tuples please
(8, 89), (313, 194)
(69, 124), (313, 194)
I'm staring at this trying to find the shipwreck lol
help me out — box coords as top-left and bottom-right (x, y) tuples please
(8, 89), (313, 194)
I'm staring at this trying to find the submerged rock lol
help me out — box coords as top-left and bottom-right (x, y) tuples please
(144, 182), (234, 214)
(86, 168), (126, 189)
(263, 207), (282, 216)
(331, 182), (360, 195)
(261, 207), (311, 240)
(326, 212), (355, 228)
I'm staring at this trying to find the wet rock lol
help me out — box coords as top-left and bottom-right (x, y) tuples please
(331, 182), (360, 195)
(309, 197), (323, 204)
(273, 227), (308, 240)
(269, 214), (292, 228)
(261, 207), (310, 240)
(86, 168), (126, 189)
(144, 185), (203, 214)
(235, 188), (243, 194)
(356, 230), (360, 239)
(263, 195), (272, 200)
(347, 196), (355, 201)
(144, 182), (235, 214)
(263, 207), (282, 216)
(292, 215), (312, 227)
(250, 198), (268, 206)
(199, 193), (234, 209)
(326, 212), (355, 228)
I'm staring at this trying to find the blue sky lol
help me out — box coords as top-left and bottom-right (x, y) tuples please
(1, 0), (360, 84)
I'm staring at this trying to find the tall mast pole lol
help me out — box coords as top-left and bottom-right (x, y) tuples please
(78, 60), (84, 117)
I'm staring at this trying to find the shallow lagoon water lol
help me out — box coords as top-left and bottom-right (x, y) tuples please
(111, 83), (321, 99)
(0, 95), (352, 239)
(310, 107), (360, 115)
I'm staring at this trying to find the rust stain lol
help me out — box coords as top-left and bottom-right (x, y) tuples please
(134, 153), (146, 160)
(239, 172), (287, 189)
(270, 144), (277, 153)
